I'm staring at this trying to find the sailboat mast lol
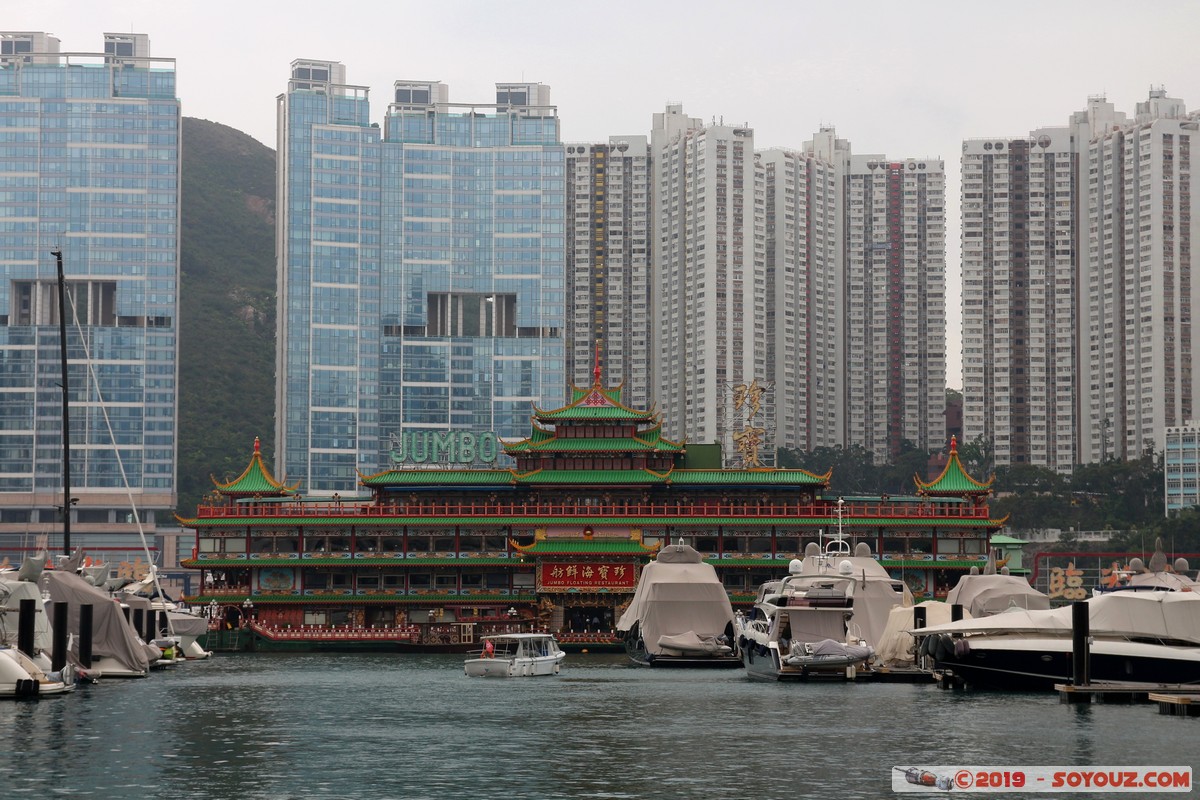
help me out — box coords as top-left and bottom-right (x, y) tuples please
(53, 248), (72, 556)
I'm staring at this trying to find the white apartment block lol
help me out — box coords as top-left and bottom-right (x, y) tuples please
(842, 154), (947, 462)
(962, 128), (1077, 471)
(566, 137), (653, 408)
(763, 130), (946, 463)
(651, 105), (767, 454)
(963, 88), (1200, 470)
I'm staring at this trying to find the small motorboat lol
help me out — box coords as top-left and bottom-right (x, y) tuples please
(783, 638), (874, 669)
(464, 633), (565, 678)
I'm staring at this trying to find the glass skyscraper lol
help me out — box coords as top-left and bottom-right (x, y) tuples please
(277, 64), (565, 493)
(0, 33), (180, 547)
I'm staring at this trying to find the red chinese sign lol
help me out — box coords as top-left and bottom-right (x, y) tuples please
(539, 562), (637, 591)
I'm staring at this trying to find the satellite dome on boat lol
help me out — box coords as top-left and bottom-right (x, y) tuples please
(839, 560), (853, 576)
(1175, 557), (1189, 573)
(804, 542), (820, 557)
(854, 542), (872, 558)
(788, 558), (803, 575)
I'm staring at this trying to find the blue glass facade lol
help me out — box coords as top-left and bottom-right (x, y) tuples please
(0, 34), (179, 523)
(279, 67), (565, 493)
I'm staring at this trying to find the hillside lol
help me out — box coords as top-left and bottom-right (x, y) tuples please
(178, 117), (276, 515)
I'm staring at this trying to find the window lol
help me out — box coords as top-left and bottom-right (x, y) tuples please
(427, 293), (517, 337)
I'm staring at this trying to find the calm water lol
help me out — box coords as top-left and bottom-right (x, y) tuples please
(3, 653), (1197, 799)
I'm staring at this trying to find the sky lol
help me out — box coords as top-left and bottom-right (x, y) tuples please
(10, 0), (1200, 389)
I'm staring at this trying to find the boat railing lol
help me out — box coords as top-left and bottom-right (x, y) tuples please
(196, 498), (989, 521)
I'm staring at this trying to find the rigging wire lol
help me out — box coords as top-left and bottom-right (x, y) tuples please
(62, 276), (175, 637)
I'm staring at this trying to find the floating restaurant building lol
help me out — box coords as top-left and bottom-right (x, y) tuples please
(181, 373), (1002, 650)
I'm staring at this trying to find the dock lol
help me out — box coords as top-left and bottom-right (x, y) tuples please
(1149, 693), (1200, 717)
(1055, 682), (1200, 704)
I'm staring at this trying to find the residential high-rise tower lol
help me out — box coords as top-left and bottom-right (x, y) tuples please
(277, 64), (566, 492)
(963, 89), (1200, 469)
(0, 32), (180, 547)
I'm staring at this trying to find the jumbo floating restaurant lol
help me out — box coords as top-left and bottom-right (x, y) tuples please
(180, 372), (1002, 651)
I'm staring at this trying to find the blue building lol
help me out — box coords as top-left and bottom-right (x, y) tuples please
(277, 63), (566, 493)
(0, 33), (180, 554)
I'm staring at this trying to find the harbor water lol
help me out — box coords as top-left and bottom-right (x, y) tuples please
(3, 653), (1198, 799)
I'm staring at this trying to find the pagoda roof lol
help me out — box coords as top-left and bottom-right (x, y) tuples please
(212, 437), (299, 497)
(359, 464), (828, 488)
(532, 378), (657, 422)
(505, 421), (683, 454)
(360, 469), (516, 487)
(915, 436), (994, 496)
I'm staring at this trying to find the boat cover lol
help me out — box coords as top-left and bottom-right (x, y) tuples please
(0, 575), (54, 652)
(913, 590), (1200, 645)
(875, 601), (970, 666)
(657, 630), (733, 656)
(616, 543), (734, 656)
(946, 573), (1050, 617)
(43, 570), (152, 674)
(792, 555), (913, 646)
(1120, 571), (1200, 592)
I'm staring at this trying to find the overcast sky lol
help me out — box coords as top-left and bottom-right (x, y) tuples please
(11, 0), (1200, 389)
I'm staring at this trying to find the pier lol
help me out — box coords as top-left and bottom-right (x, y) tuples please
(1055, 682), (1200, 704)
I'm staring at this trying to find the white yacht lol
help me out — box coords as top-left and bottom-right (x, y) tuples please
(914, 590), (1200, 690)
(736, 539), (911, 680)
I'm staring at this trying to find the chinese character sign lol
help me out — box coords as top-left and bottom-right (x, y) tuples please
(539, 562), (638, 591)
(1047, 562), (1087, 601)
(729, 378), (771, 468)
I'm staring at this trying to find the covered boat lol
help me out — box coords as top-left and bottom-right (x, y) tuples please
(875, 600), (969, 669)
(913, 590), (1200, 690)
(43, 569), (156, 679)
(946, 572), (1049, 617)
(735, 540), (912, 680)
(616, 543), (739, 667)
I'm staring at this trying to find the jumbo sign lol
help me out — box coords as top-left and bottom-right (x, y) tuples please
(388, 430), (500, 465)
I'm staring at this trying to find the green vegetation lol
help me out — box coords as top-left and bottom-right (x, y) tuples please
(177, 118), (276, 516)
(779, 443), (1197, 550)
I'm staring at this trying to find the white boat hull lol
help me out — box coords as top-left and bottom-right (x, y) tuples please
(463, 633), (566, 677)
(463, 653), (564, 677)
(0, 648), (75, 698)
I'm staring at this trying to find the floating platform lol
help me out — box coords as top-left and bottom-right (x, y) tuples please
(861, 666), (937, 684)
(1149, 692), (1200, 717)
(1055, 682), (1200, 704)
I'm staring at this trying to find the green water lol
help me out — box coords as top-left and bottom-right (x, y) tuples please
(2, 653), (1196, 798)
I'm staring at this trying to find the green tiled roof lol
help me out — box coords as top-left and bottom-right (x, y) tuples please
(360, 470), (515, 487)
(510, 468), (669, 484)
(916, 436), (994, 495)
(667, 469), (827, 486)
(880, 559), (991, 569)
(506, 424), (684, 453)
(513, 539), (657, 555)
(533, 382), (656, 421)
(214, 437), (298, 496)
(536, 404), (654, 421)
